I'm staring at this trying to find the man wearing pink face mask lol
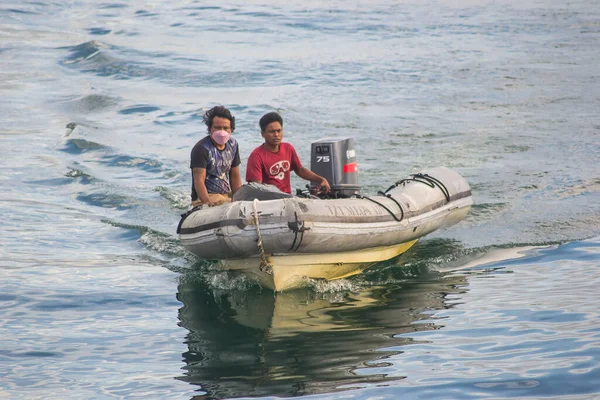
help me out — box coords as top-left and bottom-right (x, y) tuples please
(190, 106), (242, 207)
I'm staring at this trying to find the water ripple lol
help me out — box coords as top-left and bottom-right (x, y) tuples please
(2, 1), (600, 398)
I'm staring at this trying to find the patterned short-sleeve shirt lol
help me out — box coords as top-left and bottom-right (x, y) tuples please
(190, 135), (240, 200)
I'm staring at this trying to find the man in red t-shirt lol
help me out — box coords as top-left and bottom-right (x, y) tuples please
(246, 112), (331, 194)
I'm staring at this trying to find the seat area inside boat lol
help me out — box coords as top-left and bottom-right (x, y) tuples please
(233, 182), (294, 201)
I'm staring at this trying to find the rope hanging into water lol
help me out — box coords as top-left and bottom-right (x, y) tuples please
(252, 199), (273, 275)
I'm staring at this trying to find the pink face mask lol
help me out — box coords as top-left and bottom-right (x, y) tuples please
(211, 130), (231, 145)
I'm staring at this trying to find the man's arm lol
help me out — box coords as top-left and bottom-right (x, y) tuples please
(192, 167), (213, 206)
(229, 165), (242, 193)
(295, 167), (331, 192)
(245, 152), (263, 184)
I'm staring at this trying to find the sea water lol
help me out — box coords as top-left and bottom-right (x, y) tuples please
(1, 1), (599, 399)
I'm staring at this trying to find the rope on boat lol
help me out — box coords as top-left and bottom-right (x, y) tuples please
(288, 212), (310, 252)
(176, 205), (201, 234)
(357, 194), (404, 222)
(253, 198), (273, 275)
(384, 173), (450, 203)
(377, 191), (405, 221)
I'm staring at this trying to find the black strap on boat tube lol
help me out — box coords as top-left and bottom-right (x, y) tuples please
(176, 205), (201, 234)
(289, 229), (298, 252)
(377, 191), (405, 221)
(357, 195), (403, 222)
(384, 175), (433, 193)
(383, 180), (402, 193)
(296, 227), (306, 252)
(288, 212), (300, 251)
(416, 173), (450, 203)
(384, 173), (450, 203)
(288, 212), (310, 252)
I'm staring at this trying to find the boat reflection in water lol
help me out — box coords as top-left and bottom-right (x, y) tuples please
(175, 252), (470, 399)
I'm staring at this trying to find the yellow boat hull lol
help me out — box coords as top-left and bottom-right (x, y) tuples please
(221, 239), (418, 291)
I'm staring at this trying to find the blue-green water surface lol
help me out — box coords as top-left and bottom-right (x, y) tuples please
(1, 1), (599, 399)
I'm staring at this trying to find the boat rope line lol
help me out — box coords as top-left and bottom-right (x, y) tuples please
(417, 173), (451, 203)
(377, 191), (405, 220)
(253, 199), (273, 275)
(178, 218), (246, 235)
(384, 173), (451, 203)
(356, 194), (404, 222)
(288, 211), (310, 252)
(176, 205), (202, 234)
(177, 189), (473, 236)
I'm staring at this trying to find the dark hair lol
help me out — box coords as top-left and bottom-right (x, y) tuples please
(203, 106), (235, 133)
(259, 112), (283, 132)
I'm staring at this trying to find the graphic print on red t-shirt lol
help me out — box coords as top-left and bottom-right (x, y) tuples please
(246, 143), (302, 194)
(269, 160), (291, 180)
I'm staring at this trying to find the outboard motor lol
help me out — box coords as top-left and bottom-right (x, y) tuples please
(310, 137), (361, 197)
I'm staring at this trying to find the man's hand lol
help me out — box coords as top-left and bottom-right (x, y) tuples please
(318, 177), (331, 193)
(191, 199), (214, 208)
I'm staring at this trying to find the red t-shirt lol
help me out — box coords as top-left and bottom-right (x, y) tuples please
(246, 142), (303, 194)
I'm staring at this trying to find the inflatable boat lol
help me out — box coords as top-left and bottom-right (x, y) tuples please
(178, 138), (472, 291)
(178, 170), (471, 291)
